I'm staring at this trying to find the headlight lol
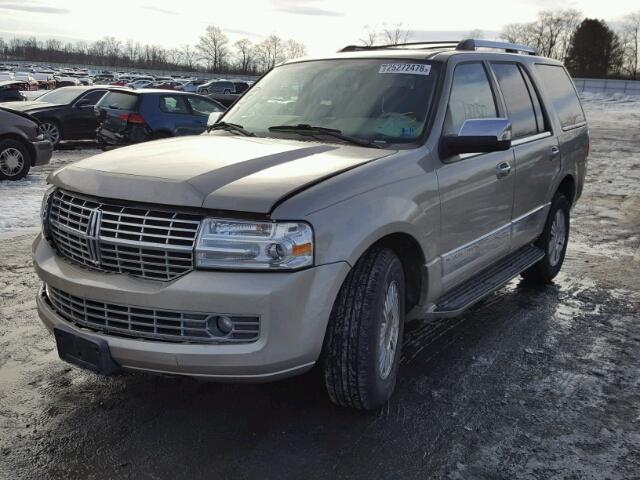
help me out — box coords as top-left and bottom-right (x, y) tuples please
(195, 218), (313, 270)
(41, 185), (56, 240)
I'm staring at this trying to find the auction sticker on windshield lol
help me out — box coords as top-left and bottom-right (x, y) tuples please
(378, 63), (431, 75)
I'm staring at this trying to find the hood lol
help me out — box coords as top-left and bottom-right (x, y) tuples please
(0, 100), (60, 113)
(49, 135), (394, 213)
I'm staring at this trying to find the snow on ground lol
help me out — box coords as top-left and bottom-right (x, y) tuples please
(0, 146), (99, 239)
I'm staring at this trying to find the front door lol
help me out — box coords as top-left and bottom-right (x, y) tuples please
(437, 62), (515, 291)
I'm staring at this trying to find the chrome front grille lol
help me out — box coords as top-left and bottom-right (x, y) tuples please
(44, 285), (260, 344)
(48, 189), (201, 281)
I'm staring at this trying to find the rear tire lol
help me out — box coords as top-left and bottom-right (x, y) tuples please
(0, 139), (31, 181)
(522, 193), (570, 284)
(321, 247), (405, 410)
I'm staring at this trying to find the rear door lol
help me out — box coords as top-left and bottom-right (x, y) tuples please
(489, 62), (559, 248)
(437, 61), (516, 290)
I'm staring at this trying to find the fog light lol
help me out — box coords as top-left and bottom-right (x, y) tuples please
(207, 315), (234, 336)
(217, 316), (234, 334)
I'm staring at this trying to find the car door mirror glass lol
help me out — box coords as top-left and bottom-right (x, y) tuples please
(442, 118), (512, 156)
(207, 111), (222, 126)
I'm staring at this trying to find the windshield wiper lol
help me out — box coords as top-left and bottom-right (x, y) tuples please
(268, 124), (381, 149)
(207, 121), (255, 136)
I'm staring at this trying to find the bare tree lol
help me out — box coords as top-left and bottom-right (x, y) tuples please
(285, 39), (306, 60)
(180, 44), (197, 70)
(382, 22), (410, 45)
(196, 25), (229, 71)
(501, 9), (582, 60)
(468, 29), (484, 39)
(234, 38), (253, 73)
(360, 26), (378, 46)
(621, 11), (640, 79)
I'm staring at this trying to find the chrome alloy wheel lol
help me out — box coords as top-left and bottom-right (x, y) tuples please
(378, 280), (400, 380)
(548, 209), (567, 266)
(39, 122), (60, 145)
(0, 147), (25, 177)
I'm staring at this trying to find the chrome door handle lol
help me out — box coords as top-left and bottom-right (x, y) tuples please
(550, 146), (560, 158)
(496, 162), (512, 178)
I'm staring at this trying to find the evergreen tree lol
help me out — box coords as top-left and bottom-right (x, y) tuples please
(566, 19), (623, 77)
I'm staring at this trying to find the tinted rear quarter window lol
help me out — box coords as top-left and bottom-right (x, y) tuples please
(535, 64), (585, 129)
(99, 91), (139, 110)
(491, 63), (538, 139)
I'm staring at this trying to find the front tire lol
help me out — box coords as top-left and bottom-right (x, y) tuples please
(321, 247), (405, 410)
(0, 139), (31, 181)
(522, 193), (570, 283)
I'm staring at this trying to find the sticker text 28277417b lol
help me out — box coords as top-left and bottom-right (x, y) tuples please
(378, 63), (431, 76)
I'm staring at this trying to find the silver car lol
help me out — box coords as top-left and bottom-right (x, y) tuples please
(33, 39), (588, 410)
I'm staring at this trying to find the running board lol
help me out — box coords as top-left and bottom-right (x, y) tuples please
(428, 245), (545, 318)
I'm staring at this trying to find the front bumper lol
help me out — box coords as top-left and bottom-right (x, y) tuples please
(33, 234), (349, 381)
(31, 139), (53, 166)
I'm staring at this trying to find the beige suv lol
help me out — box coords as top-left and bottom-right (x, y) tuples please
(34, 39), (588, 410)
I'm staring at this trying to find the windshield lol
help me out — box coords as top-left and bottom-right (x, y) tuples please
(222, 59), (438, 145)
(38, 88), (85, 104)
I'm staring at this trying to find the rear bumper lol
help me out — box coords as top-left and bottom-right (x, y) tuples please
(32, 139), (53, 166)
(97, 126), (148, 147)
(33, 234), (350, 381)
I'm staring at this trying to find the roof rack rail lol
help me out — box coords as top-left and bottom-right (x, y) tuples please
(455, 39), (537, 55)
(338, 39), (537, 56)
(339, 41), (459, 53)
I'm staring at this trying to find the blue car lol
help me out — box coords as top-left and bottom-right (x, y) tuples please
(95, 89), (225, 148)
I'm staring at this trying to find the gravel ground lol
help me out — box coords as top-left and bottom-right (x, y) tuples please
(0, 98), (639, 480)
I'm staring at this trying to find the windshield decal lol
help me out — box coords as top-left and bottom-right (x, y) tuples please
(378, 63), (431, 76)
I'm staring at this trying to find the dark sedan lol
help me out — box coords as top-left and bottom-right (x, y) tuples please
(0, 86), (113, 146)
(0, 107), (52, 180)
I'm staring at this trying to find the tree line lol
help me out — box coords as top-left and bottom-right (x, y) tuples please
(2, 10), (639, 80)
(501, 10), (640, 79)
(0, 27), (307, 76)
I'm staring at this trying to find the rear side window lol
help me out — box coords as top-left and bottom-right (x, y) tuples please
(491, 63), (538, 139)
(535, 64), (585, 129)
(445, 63), (498, 135)
(159, 95), (190, 114)
(99, 91), (138, 110)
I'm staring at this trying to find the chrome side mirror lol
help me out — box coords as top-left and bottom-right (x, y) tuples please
(207, 111), (223, 126)
(442, 118), (512, 155)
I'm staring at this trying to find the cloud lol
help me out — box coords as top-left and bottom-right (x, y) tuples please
(0, 1), (69, 14)
(272, 0), (343, 17)
(141, 5), (178, 15)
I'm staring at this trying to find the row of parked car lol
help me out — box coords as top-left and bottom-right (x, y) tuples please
(0, 85), (228, 180)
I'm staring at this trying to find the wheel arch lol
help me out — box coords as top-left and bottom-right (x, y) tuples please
(0, 134), (34, 165)
(556, 174), (576, 207)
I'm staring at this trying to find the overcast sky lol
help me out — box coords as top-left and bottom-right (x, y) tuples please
(1, 0), (638, 55)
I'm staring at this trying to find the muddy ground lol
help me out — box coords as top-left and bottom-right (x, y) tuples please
(0, 99), (639, 479)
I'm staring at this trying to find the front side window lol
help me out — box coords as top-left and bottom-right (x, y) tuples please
(535, 64), (585, 129)
(444, 63), (498, 135)
(491, 63), (537, 139)
(221, 59), (439, 145)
